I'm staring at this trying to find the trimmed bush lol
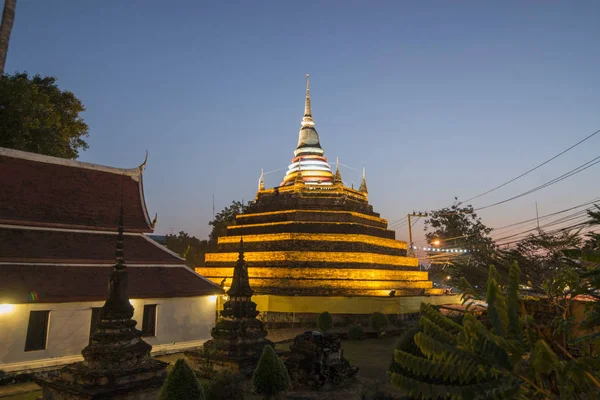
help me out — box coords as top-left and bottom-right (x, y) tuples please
(316, 311), (333, 333)
(348, 324), (364, 340)
(369, 312), (389, 337)
(252, 345), (290, 399)
(160, 359), (205, 400)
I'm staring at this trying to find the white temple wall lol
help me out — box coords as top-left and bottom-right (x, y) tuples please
(0, 296), (217, 373)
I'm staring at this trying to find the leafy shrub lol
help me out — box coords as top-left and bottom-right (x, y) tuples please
(316, 311), (333, 333)
(203, 371), (244, 400)
(348, 324), (364, 340)
(252, 345), (290, 399)
(389, 262), (600, 399)
(159, 359), (205, 400)
(369, 312), (389, 336)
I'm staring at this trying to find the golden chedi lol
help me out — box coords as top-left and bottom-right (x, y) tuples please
(198, 75), (443, 297)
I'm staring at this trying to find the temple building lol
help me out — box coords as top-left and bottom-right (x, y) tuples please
(0, 147), (222, 376)
(197, 76), (450, 307)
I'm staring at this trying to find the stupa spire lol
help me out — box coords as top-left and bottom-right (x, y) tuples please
(302, 73), (314, 128)
(227, 238), (254, 298)
(334, 157), (342, 185)
(258, 169), (265, 191)
(359, 167), (368, 193)
(281, 74), (333, 186)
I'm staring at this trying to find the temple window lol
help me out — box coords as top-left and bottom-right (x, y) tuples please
(142, 304), (157, 337)
(24, 310), (50, 352)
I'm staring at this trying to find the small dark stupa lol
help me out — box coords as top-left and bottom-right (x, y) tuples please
(284, 331), (359, 388)
(186, 239), (272, 377)
(37, 207), (168, 399)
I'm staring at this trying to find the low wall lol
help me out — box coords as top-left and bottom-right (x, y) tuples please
(215, 294), (461, 330)
(250, 294), (461, 314)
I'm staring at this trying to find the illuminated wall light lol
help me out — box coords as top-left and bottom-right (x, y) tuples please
(208, 295), (218, 303)
(0, 304), (14, 314)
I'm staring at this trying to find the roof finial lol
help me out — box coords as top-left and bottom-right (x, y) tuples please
(359, 167), (368, 194)
(138, 150), (149, 172)
(258, 169), (265, 191)
(334, 157), (342, 185)
(301, 73), (315, 128)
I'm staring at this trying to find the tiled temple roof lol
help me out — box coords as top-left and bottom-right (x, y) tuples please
(0, 147), (153, 232)
(0, 227), (183, 264)
(0, 264), (221, 304)
(0, 147), (222, 303)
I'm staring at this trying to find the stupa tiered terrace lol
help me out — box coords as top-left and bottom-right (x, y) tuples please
(198, 75), (444, 298)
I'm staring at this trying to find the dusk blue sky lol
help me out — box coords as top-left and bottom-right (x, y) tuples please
(5, 1), (600, 244)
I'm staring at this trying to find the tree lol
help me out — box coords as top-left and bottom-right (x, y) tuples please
(503, 227), (590, 348)
(0, 73), (89, 158)
(0, 0), (16, 75)
(316, 311), (333, 333)
(423, 200), (497, 291)
(505, 229), (582, 293)
(159, 359), (205, 400)
(252, 345), (290, 400)
(208, 200), (252, 247)
(577, 206), (600, 331)
(165, 231), (209, 267)
(389, 263), (600, 399)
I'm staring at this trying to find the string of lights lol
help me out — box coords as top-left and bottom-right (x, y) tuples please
(409, 245), (470, 253)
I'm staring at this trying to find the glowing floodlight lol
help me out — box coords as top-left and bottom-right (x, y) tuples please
(0, 304), (14, 314)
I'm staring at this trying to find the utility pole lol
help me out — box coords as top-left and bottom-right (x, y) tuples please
(535, 201), (540, 230)
(407, 212), (428, 258)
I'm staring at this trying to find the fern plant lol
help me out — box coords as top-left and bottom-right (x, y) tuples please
(389, 262), (600, 399)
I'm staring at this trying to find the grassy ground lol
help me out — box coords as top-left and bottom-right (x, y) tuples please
(2, 336), (401, 400)
(258, 336), (400, 400)
(0, 391), (41, 400)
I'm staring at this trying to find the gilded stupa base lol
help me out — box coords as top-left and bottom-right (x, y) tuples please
(199, 74), (453, 314)
(214, 293), (461, 325)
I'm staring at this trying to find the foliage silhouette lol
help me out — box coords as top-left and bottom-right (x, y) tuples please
(159, 359), (204, 400)
(252, 345), (290, 400)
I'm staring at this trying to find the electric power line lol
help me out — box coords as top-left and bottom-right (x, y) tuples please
(474, 155), (600, 211)
(461, 128), (600, 204)
(496, 220), (592, 248)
